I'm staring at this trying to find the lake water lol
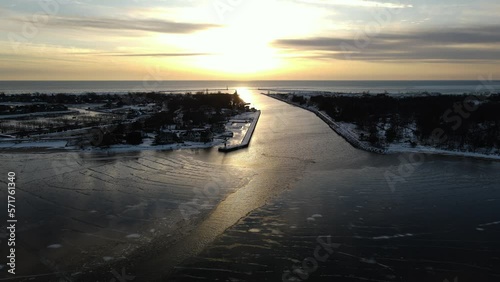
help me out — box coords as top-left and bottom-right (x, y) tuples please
(1, 89), (499, 281)
(1, 80), (500, 94)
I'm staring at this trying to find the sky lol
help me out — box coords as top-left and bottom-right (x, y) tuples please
(1, 0), (500, 80)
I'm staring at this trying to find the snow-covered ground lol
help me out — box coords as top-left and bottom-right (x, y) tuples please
(0, 140), (69, 150)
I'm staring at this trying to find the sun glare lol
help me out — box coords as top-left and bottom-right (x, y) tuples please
(157, 0), (327, 76)
(196, 46), (281, 75)
(235, 87), (254, 106)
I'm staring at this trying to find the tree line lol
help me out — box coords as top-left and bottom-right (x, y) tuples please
(290, 93), (500, 153)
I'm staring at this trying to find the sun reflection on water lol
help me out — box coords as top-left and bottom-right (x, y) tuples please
(235, 87), (254, 107)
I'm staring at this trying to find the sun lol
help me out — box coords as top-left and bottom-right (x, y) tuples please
(151, 0), (328, 76)
(179, 20), (283, 75)
(195, 43), (281, 75)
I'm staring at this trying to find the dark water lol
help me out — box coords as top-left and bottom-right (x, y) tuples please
(1, 90), (499, 282)
(167, 93), (500, 282)
(171, 153), (500, 281)
(1, 80), (500, 94)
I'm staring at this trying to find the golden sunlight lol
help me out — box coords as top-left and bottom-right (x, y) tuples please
(235, 87), (254, 106)
(157, 0), (326, 76)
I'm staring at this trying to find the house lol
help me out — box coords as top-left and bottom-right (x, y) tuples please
(182, 129), (213, 143)
(211, 122), (226, 134)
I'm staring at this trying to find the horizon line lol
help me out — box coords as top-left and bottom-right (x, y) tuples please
(1, 79), (498, 82)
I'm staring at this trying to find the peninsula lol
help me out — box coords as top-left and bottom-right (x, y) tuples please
(0, 91), (258, 152)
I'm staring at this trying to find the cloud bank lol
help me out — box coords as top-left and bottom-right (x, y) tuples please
(274, 25), (500, 62)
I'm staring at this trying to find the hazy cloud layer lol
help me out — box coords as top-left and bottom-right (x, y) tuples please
(108, 53), (212, 57)
(297, 0), (413, 9)
(42, 16), (219, 34)
(2, 0), (500, 79)
(274, 25), (500, 62)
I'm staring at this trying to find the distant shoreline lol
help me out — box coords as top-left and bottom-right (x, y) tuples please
(265, 93), (500, 162)
(2, 80), (500, 95)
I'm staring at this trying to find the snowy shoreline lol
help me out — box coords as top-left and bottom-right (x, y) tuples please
(266, 93), (500, 162)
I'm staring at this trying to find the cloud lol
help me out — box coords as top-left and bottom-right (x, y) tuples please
(297, 0), (413, 9)
(38, 16), (219, 34)
(106, 53), (211, 57)
(273, 25), (500, 62)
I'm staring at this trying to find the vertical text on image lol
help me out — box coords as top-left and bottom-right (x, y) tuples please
(6, 171), (17, 275)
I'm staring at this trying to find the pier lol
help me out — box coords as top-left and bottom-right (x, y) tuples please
(219, 110), (261, 152)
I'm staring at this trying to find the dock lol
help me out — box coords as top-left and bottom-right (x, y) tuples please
(219, 110), (261, 152)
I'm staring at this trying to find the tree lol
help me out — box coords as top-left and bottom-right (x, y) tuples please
(368, 124), (380, 146)
(125, 132), (143, 145)
(385, 124), (398, 143)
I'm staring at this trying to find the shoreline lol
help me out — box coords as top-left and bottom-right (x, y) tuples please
(265, 93), (500, 162)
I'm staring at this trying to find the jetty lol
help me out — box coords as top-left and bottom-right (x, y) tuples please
(219, 110), (261, 152)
